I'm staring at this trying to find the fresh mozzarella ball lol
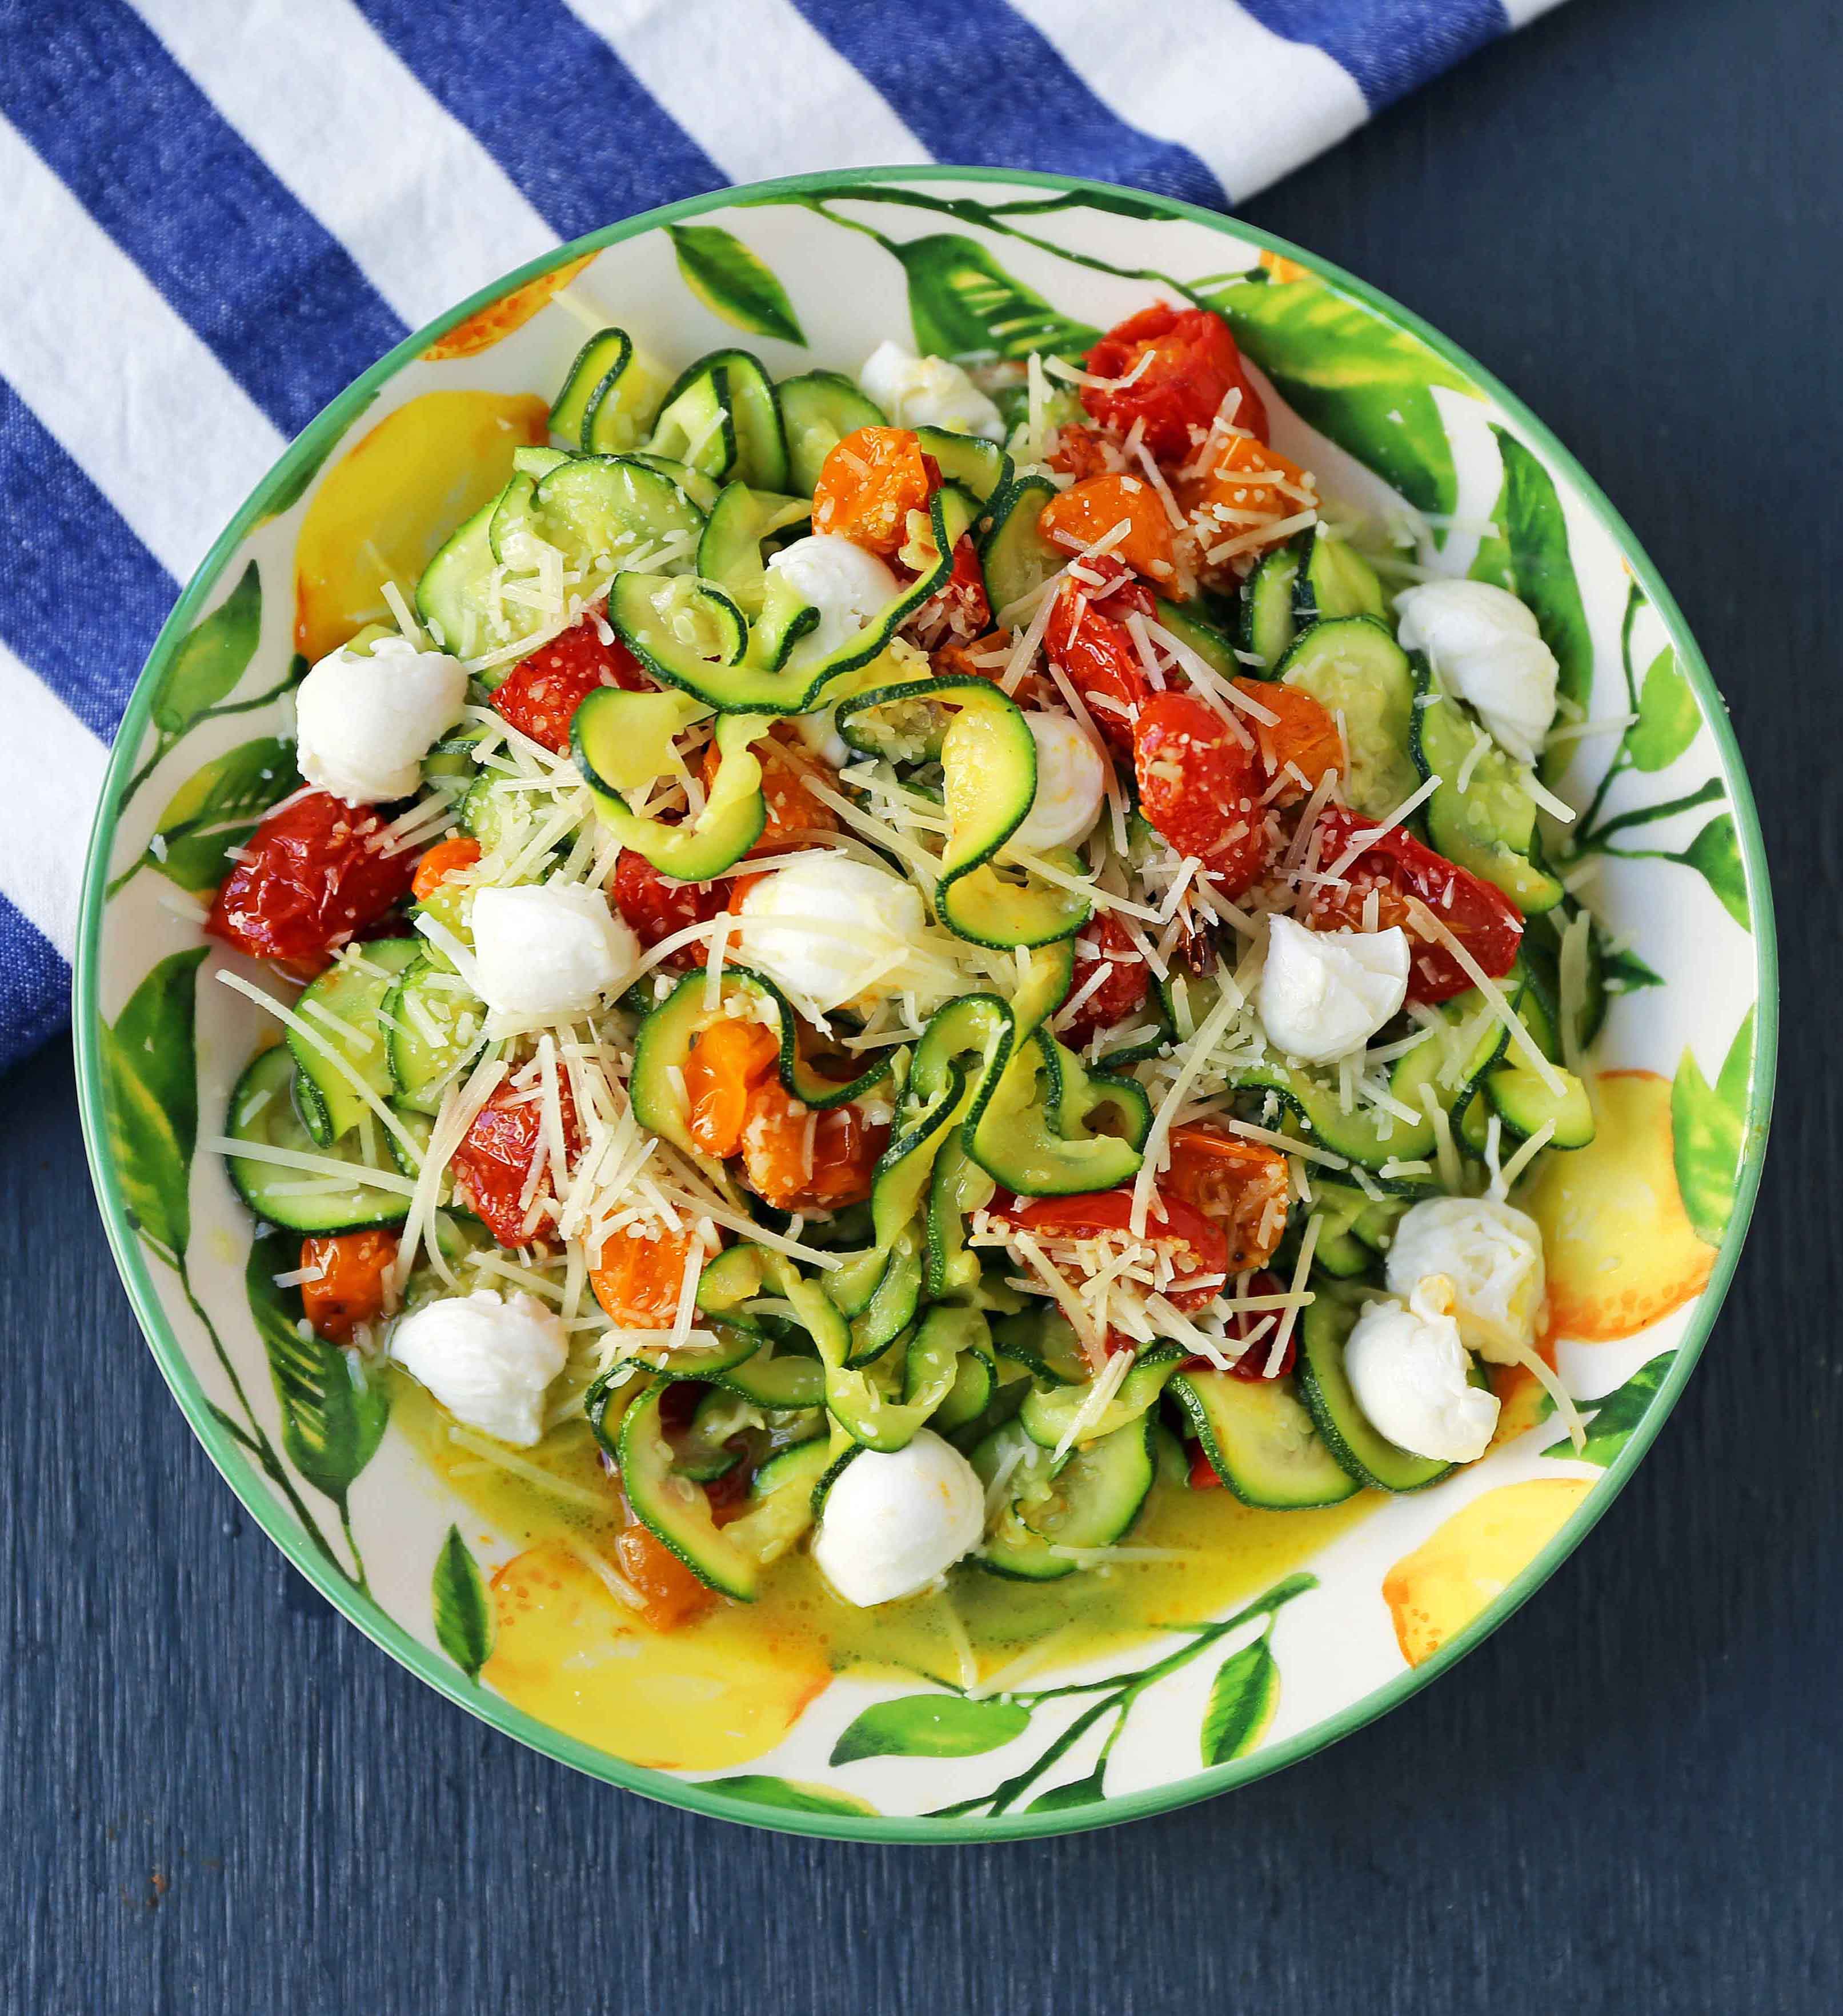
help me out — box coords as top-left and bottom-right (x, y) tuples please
(1385, 1195), (1546, 1362)
(1343, 1287), (1500, 1463)
(858, 339), (1007, 442)
(1257, 915), (1411, 1065)
(1395, 579), (1560, 766)
(470, 883), (639, 1020)
(737, 856), (950, 1016)
(767, 535), (900, 671)
(811, 1429), (986, 1606)
(295, 633), (468, 806)
(390, 1290), (567, 1447)
(1010, 711), (1106, 852)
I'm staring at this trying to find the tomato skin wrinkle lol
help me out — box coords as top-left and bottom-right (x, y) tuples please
(1082, 303), (1268, 459)
(1044, 571), (1156, 758)
(300, 1229), (398, 1343)
(450, 1080), (583, 1249)
(1060, 912), (1151, 1047)
(1306, 806), (1524, 1005)
(207, 790), (417, 973)
(492, 610), (648, 753)
(610, 850), (724, 967)
(1132, 690), (1267, 893)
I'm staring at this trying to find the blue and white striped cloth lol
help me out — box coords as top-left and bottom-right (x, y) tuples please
(2, 0), (1564, 1075)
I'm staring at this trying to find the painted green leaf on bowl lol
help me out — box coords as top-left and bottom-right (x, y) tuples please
(895, 234), (1098, 362)
(1200, 1635), (1279, 1766)
(99, 947), (207, 1266)
(1626, 645), (1700, 773)
(1204, 271), (1473, 521)
(432, 1524), (494, 1681)
(1675, 815), (1749, 929)
(667, 224), (807, 346)
(1672, 1005), (1756, 1245)
(143, 735), (298, 893)
(1027, 1767), (1108, 1813)
(150, 561), (262, 738)
(830, 1691), (1032, 1765)
(1542, 1351), (1678, 1467)
(702, 1775), (878, 1818)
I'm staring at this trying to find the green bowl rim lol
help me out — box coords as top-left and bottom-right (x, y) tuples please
(73, 163), (1778, 1846)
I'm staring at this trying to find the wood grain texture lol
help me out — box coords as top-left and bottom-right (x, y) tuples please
(6, 0), (1838, 2007)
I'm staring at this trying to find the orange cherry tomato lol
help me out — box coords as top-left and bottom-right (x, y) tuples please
(1047, 425), (1115, 481)
(1132, 690), (1269, 892)
(590, 1218), (712, 1329)
(739, 1079), (888, 1213)
(298, 1229), (399, 1343)
(1164, 1125), (1290, 1274)
(681, 1017), (780, 1159)
(1082, 303), (1268, 458)
(1177, 434), (1316, 572)
(811, 426), (933, 555)
(410, 834), (482, 903)
(613, 1522), (717, 1631)
(1234, 678), (1342, 799)
(1038, 472), (1176, 585)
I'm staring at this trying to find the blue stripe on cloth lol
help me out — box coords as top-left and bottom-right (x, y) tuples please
(1237, 0), (1509, 110)
(792, 0), (1225, 208)
(354, 0), (726, 238)
(0, 891), (69, 1079)
(0, 379), (176, 742)
(0, 0), (405, 437)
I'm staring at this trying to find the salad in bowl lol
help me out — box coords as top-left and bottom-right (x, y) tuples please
(83, 173), (1768, 1836)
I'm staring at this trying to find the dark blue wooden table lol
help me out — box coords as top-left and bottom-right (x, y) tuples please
(8, 1), (1836, 2007)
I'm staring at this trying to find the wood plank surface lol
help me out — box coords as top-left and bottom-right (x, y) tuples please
(4, 0), (1836, 2007)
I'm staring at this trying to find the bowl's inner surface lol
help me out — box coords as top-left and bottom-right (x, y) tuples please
(79, 172), (1770, 1840)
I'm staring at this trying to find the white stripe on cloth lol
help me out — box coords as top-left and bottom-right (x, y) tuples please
(0, 115), (282, 583)
(1504, 0), (1573, 23)
(132, 0), (558, 331)
(0, 641), (109, 963)
(1007, 0), (1368, 206)
(567, 0), (928, 185)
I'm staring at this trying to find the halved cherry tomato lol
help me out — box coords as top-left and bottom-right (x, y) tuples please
(1043, 564), (1159, 757)
(1082, 304), (1268, 459)
(1304, 805), (1523, 1005)
(299, 1229), (399, 1343)
(1001, 1187), (1228, 1313)
(612, 1522), (716, 1631)
(700, 724), (838, 851)
(1165, 1125), (1289, 1273)
(590, 1216), (711, 1327)
(610, 850), (726, 968)
(450, 1079), (583, 1249)
(1234, 678), (1342, 800)
(1059, 911), (1152, 1047)
(410, 834), (482, 903)
(812, 426), (933, 555)
(682, 1017), (780, 1158)
(739, 1079), (888, 1213)
(207, 790), (418, 977)
(1177, 434), (1316, 573)
(1132, 690), (1269, 893)
(937, 534), (993, 635)
(491, 610), (650, 753)
(1188, 1442), (1224, 1489)
(1222, 1270), (1299, 1380)
(1038, 473), (1176, 585)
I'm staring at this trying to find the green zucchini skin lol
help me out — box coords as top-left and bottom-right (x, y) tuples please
(971, 1417), (1156, 1582)
(1276, 614), (1421, 820)
(1168, 1369), (1359, 1510)
(618, 1379), (760, 1598)
(1293, 1297), (1455, 1495)
(286, 939), (422, 1146)
(223, 1046), (411, 1235)
(777, 370), (887, 497)
(1290, 525), (1386, 626)
(977, 472), (1062, 622)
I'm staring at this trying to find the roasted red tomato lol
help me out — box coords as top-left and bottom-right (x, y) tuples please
(207, 790), (417, 976)
(1059, 911), (1152, 1047)
(299, 1229), (399, 1344)
(1304, 806), (1524, 1005)
(610, 850), (726, 968)
(1043, 563), (1158, 757)
(1081, 304), (1268, 459)
(1001, 1187), (1228, 1313)
(1132, 691), (1269, 893)
(450, 1080), (583, 1248)
(1164, 1125), (1289, 1274)
(492, 611), (649, 753)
